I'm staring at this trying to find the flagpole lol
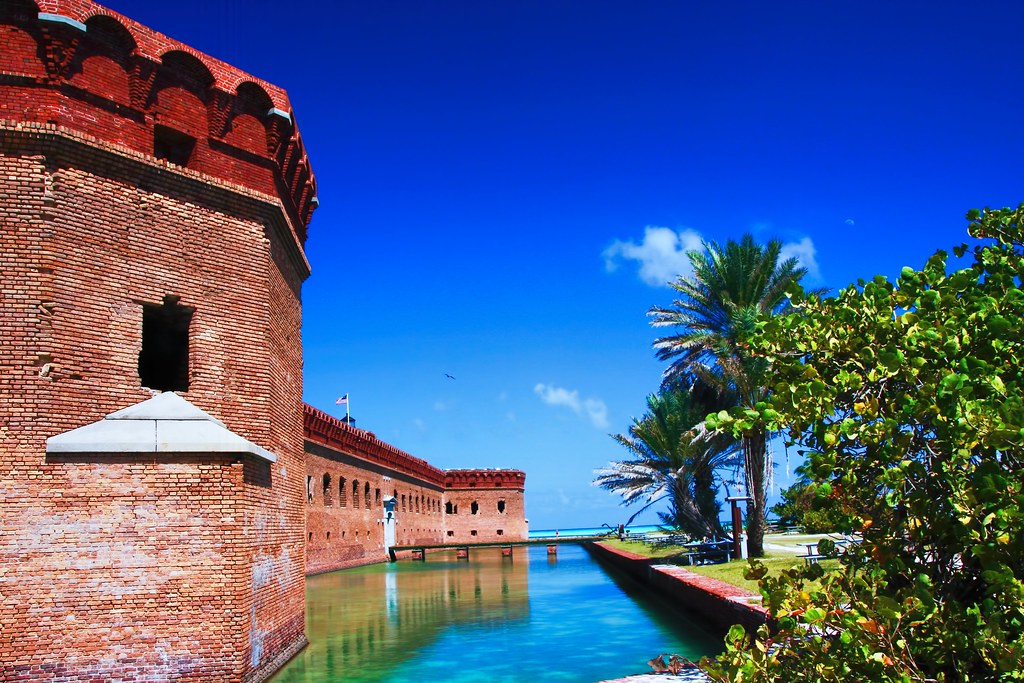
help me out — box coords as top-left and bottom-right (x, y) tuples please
(346, 395), (350, 421)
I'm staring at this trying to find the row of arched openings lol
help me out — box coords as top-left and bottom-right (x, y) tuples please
(307, 473), (441, 515)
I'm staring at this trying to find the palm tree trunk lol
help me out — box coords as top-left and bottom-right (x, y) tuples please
(743, 429), (768, 557)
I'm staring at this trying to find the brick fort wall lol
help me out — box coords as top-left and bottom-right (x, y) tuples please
(443, 469), (528, 544)
(0, 1), (315, 681)
(303, 408), (528, 573)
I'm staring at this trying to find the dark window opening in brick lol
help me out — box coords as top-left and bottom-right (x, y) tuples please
(447, 530), (454, 537)
(470, 530), (478, 536)
(322, 473), (332, 506)
(497, 499), (506, 513)
(139, 295), (193, 391)
(306, 475), (313, 503)
(153, 125), (196, 167)
(470, 501), (479, 515)
(364, 482), (371, 509)
(339, 478), (347, 507)
(445, 501), (453, 515)
(497, 529), (504, 536)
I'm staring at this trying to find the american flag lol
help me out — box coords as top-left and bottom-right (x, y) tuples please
(335, 394), (348, 405)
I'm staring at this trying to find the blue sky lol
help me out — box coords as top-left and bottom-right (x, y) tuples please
(108, 1), (1024, 529)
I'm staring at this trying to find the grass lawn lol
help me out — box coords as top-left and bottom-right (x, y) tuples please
(598, 534), (837, 593)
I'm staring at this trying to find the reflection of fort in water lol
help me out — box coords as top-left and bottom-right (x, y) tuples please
(301, 549), (529, 676)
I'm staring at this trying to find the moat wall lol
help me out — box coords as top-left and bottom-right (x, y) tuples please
(583, 543), (767, 635)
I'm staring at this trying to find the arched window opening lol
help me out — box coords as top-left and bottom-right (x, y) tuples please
(352, 479), (360, 508)
(497, 499), (506, 513)
(306, 475), (313, 503)
(339, 477), (347, 507)
(470, 501), (479, 515)
(322, 473), (332, 506)
(364, 482), (371, 509)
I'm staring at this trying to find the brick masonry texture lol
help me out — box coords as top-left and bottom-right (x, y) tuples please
(303, 406), (527, 574)
(1, 1), (526, 680)
(1, 1), (314, 680)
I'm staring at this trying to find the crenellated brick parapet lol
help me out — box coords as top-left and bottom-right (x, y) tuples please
(304, 405), (445, 487)
(444, 468), (526, 490)
(1, 0), (317, 243)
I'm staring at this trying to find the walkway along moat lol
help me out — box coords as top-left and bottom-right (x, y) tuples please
(271, 544), (723, 683)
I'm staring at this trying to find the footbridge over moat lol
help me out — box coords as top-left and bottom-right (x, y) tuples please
(388, 536), (610, 562)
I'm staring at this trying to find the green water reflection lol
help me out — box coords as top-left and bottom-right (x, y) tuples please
(272, 545), (721, 682)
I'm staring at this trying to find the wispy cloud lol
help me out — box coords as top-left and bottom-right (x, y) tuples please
(780, 236), (821, 281)
(433, 401), (449, 412)
(533, 383), (609, 429)
(603, 226), (704, 286)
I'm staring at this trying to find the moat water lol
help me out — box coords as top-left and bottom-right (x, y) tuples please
(271, 544), (721, 683)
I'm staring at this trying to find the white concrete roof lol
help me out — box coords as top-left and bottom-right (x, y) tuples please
(46, 392), (277, 462)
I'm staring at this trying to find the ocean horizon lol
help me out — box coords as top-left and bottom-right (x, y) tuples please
(527, 524), (663, 539)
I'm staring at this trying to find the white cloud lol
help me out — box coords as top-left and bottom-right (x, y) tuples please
(412, 418), (426, 432)
(603, 226), (704, 287)
(433, 401), (449, 412)
(780, 236), (821, 281)
(533, 383), (610, 429)
(844, 218), (855, 226)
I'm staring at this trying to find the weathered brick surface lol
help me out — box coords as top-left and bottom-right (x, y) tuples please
(303, 409), (528, 573)
(304, 407), (447, 574)
(443, 469), (528, 544)
(0, 0), (317, 238)
(0, 2), (315, 681)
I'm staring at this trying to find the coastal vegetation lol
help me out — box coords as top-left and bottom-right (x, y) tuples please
(595, 381), (739, 538)
(702, 205), (1024, 681)
(598, 235), (817, 555)
(648, 235), (820, 556)
(769, 469), (850, 534)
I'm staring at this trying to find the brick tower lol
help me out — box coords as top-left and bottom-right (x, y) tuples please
(1, 1), (316, 680)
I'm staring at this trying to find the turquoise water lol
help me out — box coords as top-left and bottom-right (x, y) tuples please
(272, 544), (721, 683)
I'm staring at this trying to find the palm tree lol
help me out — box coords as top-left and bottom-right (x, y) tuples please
(594, 383), (739, 538)
(649, 234), (816, 557)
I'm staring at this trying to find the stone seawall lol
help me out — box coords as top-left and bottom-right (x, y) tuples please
(583, 542), (767, 635)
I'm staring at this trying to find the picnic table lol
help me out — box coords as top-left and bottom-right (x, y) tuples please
(672, 539), (733, 565)
(801, 536), (862, 565)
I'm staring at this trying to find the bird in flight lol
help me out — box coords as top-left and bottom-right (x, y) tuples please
(445, 373), (456, 380)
